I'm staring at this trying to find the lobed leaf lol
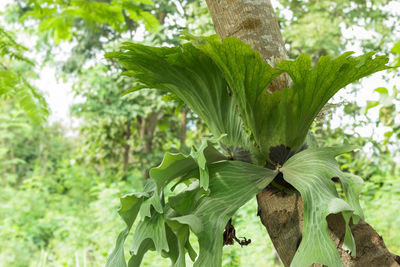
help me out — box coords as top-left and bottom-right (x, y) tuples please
(105, 190), (149, 267)
(150, 139), (226, 191)
(280, 146), (364, 267)
(106, 141), (277, 267)
(106, 42), (252, 155)
(187, 35), (390, 164)
(171, 161), (277, 266)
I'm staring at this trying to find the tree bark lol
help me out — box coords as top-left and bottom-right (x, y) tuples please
(205, 0), (290, 92)
(180, 108), (187, 150)
(139, 112), (160, 179)
(205, 0), (400, 266)
(143, 112), (159, 154)
(123, 121), (131, 172)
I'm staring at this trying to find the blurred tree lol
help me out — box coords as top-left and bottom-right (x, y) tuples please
(275, 0), (399, 60)
(5, 0), (215, 179)
(70, 64), (183, 179)
(0, 101), (70, 186)
(0, 25), (51, 186)
(0, 26), (48, 122)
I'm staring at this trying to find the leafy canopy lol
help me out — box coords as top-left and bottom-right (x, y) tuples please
(0, 27), (48, 122)
(276, 0), (399, 58)
(106, 34), (390, 267)
(19, 0), (159, 44)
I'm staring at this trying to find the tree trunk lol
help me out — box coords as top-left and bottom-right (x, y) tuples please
(205, 0), (290, 92)
(180, 108), (187, 150)
(123, 121), (131, 172)
(205, 0), (400, 266)
(143, 112), (159, 154)
(139, 112), (160, 179)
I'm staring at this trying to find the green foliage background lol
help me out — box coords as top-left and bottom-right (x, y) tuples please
(0, 0), (399, 266)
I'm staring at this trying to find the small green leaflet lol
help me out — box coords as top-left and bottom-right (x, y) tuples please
(186, 34), (389, 164)
(280, 146), (364, 267)
(106, 141), (277, 267)
(150, 138), (227, 192)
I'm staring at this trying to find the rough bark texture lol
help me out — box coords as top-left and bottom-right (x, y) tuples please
(205, 0), (400, 266)
(205, 0), (290, 92)
(256, 187), (303, 265)
(139, 112), (160, 179)
(123, 121), (131, 172)
(257, 188), (400, 267)
(180, 108), (187, 149)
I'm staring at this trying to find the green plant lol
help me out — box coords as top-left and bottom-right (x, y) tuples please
(105, 34), (390, 267)
(0, 27), (48, 122)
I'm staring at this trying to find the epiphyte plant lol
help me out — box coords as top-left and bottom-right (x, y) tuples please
(105, 34), (389, 267)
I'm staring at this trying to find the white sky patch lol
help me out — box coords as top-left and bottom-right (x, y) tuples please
(33, 67), (73, 119)
(0, 0), (12, 10)
(332, 20), (400, 143)
(332, 72), (399, 140)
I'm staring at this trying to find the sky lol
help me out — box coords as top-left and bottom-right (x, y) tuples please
(1, 0), (399, 142)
